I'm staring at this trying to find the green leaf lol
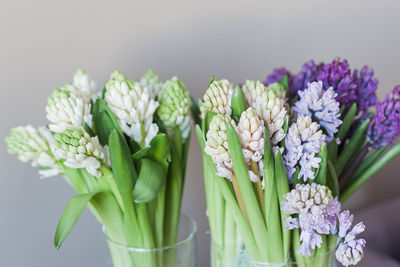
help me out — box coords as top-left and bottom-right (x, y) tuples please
(108, 130), (137, 200)
(101, 86), (106, 99)
(327, 161), (339, 197)
(190, 96), (201, 126)
(278, 75), (289, 91)
(274, 151), (291, 259)
(340, 143), (400, 202)
(196, 125), (261, 260)
(336, 118), (369, 176)
(132, 159), (164, 203)
(337, 103), (357, 140)
(231, 85), (245, 122)
(227, 124), (269, 261)
(209, 76), (217, 87)
(147, 134), (171, 169)
(349, 146), (386, 184)
(83, 123), (94, 137)
(279, 115), (289, 148)
(132, 147), (150, 161)
(54, 192), (102, 249)
(201, 111), (216, 135)
(315, 143), (327, 185)
(263, 127), (284, 262)
(92, 99), (122, 146)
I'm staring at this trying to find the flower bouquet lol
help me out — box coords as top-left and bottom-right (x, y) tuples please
(5, 69), (195, 267)
(195, 58), (400, 266)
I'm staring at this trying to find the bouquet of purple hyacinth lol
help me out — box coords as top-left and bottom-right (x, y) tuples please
(195, 58), (400, 267)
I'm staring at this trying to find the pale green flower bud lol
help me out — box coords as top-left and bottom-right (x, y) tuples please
(266, 82), (286, 100)
(255, 90), (287, 144)
(53, 128), (104, 177)
(157, 77), (191, 139)
(201, 79), (233, 118)
(46, 86), (92, 133)
(204, 114), (236, 179)
(242, 80), (266, 108)
(140, 69), (163, 99)
(105, 70), (159, 147)
(5, 125), (61, 177)
(72, 69), (97, 101)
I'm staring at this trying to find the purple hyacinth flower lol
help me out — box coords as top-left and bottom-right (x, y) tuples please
(293, 81), (342, 140)
(292, 60), (323, 99)
(265, 67), (294, 87)
(317, 59), (358, 109)
(367, 86), (400, 148)
(353, 66), (378, 117)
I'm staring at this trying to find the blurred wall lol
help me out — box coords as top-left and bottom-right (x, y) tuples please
(1, 0), (400, 266)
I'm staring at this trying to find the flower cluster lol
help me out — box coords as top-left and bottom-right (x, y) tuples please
(282, 183), (366, 266)
(266, 58), (378, 116)
(203, 78), (289, 183)
(367, 86), (400, 148)
(140, 69), (163, 99)
(5, 125), (61, 178)
(46, 85), (92, 133)
(201, 79), (233, 118)
(293, 81), (342, 140)
(7, 68), (192, 179)
(199, 58), (400, 266)
(204, 114), (235, 179)
(105, 70), (160, 147)
(54, 128), (105, 177)
(157, 77), (191, 139)
(284, 116), (325, 182)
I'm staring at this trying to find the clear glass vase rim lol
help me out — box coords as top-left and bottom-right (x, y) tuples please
(211, 234), (336, 265)
(102, 213), (197, 253)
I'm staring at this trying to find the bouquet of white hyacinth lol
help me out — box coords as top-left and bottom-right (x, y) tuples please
(195, 63), (400, 267)
(6, 69), (192, 267)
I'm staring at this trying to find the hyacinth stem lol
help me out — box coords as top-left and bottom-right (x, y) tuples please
(231, 174), (249, 224)
(336, 119), (369, 177)
(263, 128), (285, 263)
(348, 147), (386, 185)
(339, 144), (370, 188)
(227, 124), (269, 262)
(340, 142), (400, 202)
(250, 160), (265, 216)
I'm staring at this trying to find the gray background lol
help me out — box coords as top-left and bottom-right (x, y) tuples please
(1, 0), (400, 266)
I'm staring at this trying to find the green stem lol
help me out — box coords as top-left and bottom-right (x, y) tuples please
(340, 142), (400, 202)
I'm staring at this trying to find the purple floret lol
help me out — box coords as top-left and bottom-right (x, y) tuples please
(265, 67), (294, 87)
(367, 86), (400, 148)
(353, 66), (378, 117)
(292, 60), (322, 99)
(317, 59), (358, 109)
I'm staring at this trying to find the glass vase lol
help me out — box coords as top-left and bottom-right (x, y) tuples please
(104, 214), (197, 267)
(211, 238), (336, 267)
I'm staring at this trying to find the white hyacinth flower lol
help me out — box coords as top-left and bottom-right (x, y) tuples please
(72, 69), (97, 101)
(204, 114), (236, 179)
(53, 128), (104, 177)
(237, 108), (264, 162)
(242, 80), (266, 109)
(5, 125), (61, 178)
(255, 90), (287, 145)
(201, 79), (233, 118)
(46, 86), (92, 133)
(157, 77), (191, 139)
(140, 69), (164, 99)
(104, 70), (159, 147)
